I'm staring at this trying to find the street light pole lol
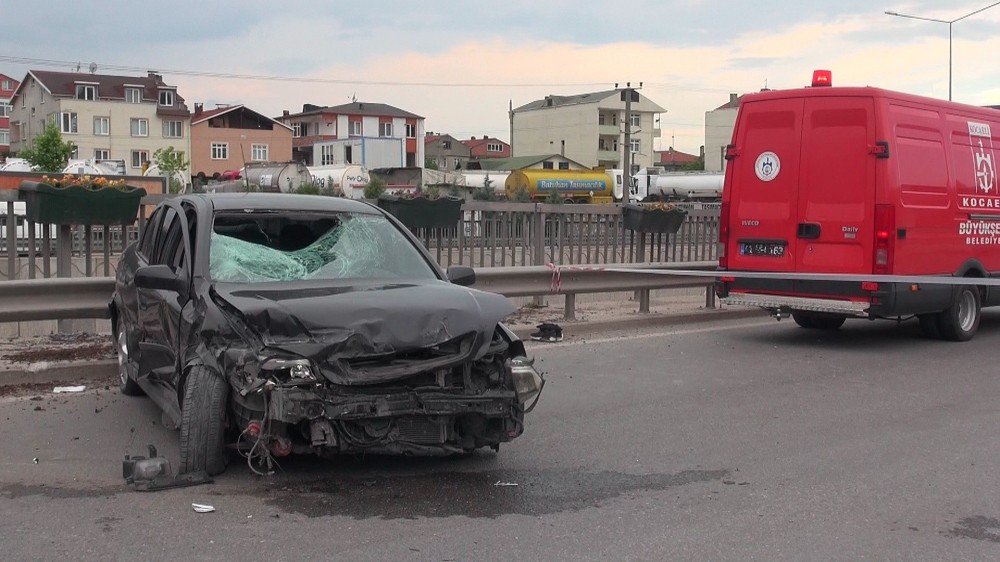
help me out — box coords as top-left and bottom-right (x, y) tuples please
(885, 1), (1000, 101)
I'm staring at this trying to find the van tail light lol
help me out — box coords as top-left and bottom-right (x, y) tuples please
(873, 204), (895, 274)
(719, 200), (731, 269)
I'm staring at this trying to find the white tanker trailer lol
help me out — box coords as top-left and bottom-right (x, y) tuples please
(632, 169), (724, 202)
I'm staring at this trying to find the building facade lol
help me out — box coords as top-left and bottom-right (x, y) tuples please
(511, 89), (664, 173)
(654, 147), (701, 170)
(190, 104), (293, 179)
(463, 136), (511, 160)
(9, 70), (190, 174)
(0, 73), (19, 156)
(424, 133), (471, 170)
(277, 102), (424, 167)
(704, 93), (741, 173)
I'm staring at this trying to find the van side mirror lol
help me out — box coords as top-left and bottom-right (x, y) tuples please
(447, 265), (476, 287)
(135, 264), (187, 294)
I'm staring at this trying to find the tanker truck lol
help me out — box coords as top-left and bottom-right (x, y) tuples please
(631, 168), (724, 202)
(504, 169), (623, 203)
(307, 165), (371, 199)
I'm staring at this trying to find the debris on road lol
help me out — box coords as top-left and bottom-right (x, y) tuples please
(53, 385), (86, 393)
(494, 480), (519, 487)
(530, 322), (563, 342)
(123, 444), (213, 492)
(192, 504), (215, 513)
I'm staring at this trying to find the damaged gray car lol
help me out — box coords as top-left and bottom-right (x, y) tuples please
(110, 193), (543, 475)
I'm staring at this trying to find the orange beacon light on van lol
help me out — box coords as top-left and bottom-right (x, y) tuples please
(812, 70), (832, 87)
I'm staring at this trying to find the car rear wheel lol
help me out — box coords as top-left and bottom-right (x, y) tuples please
(179, 365), (229, 476)
(792, 312), (845, 330)
(115, 323), (144, 396)
(937, 286), (981, 342)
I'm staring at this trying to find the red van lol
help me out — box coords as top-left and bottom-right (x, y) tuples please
(716, 75), (1000, 340)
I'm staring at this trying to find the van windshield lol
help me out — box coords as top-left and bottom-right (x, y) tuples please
(209, 211), (437, 283)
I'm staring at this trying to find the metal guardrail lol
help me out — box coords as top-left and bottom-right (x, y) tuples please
(0, 262), (718, 324)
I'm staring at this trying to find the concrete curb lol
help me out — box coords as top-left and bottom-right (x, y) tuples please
(0, 309), (767, 387)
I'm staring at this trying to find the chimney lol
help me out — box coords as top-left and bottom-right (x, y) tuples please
(147, 70), (163, 83)
(283, 109), (290, 117)
(729, 93), (738, 103)
(194, 103), (203, 116)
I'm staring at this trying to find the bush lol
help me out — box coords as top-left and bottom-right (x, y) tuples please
(423, 184), (442, 199)
(363, 176), (387, 199)
(544, 191), (563, 204)
(472, 185), (497, 201)
(512, 185), (531, 202)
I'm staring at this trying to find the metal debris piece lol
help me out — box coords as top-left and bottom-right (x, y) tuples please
(192, 503), (216, 513)
(53, 385), (86, 393)
(123, 444), (213, 492)
(494, 480), (519, 487)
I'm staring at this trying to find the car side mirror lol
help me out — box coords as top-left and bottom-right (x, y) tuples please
(135, 264), (186, 293)
(447, 265), (476, 287)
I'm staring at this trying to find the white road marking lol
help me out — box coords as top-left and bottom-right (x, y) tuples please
(526, 319), (774, 350)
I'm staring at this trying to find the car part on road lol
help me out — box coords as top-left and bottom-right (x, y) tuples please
(530, 322), (563, 342)
(123, 444), (213, 492)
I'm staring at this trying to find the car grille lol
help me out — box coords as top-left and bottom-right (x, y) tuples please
(396, 417), (446, 444)
(330, 333), (477, 385)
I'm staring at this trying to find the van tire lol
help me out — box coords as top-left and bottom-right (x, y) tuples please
(937, 286), (981, 342)
(792, 313), (845, 330)
(179, 365), (229, 476)
(917, 314), (941, 339)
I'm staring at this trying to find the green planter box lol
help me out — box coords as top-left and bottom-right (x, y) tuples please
(622, 203), (688, 234)
(18, 181), (146, 225)
(377, 195), (462, 229)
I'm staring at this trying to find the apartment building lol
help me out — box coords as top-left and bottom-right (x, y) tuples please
(424, 133), (471, 170)
(704, 93), (742, 172)
(0, 73), (19, 155)
(463, 136), (511, 160)
(277, 101), (424, 168)
(190, 103), (293, 179)
(9, 70), (191, 173)
(511, 89), (664, 173)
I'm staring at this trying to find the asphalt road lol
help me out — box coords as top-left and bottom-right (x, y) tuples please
(2, 314), (1000, 560)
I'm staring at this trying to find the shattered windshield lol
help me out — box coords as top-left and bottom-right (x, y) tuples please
(209, 211), (437, 283)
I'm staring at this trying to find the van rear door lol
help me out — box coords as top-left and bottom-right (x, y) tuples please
(794, 97), (876, 273)
(727, 99), (805, 272)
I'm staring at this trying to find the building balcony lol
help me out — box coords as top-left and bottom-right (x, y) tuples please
(596, 149), (619, 161)
(598, 124), (620, 136)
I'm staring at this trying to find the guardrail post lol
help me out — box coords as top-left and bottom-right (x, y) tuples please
(5, 201), (15, 281)
(56, 224), (73, 333)
(705, 284), (716, 309)
(638, 288), (650, 313)
(564, 293), (576, 320)
(531, 203), (546, 307)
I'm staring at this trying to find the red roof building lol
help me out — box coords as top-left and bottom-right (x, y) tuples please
(654, 147), (701, 170)
(0, 73), (21, 155)
(462, 136), (511, 160)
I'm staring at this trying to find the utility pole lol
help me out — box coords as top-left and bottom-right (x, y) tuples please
(619, 81), (642, 177)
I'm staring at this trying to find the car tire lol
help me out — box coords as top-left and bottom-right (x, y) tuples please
(179, 365), (229, 476)
(917, 314), (940, 339)
(115, 322), (144, 396)
(792, 312), (845, 330)
(937, 286), (981, 342)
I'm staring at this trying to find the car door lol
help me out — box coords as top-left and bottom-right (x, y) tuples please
(136, 202), (193, 398)
(116, 206), (163, 375)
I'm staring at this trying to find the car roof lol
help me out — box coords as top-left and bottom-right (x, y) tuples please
(181, 193), (382, 214)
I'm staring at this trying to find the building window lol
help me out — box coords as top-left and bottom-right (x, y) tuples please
(542, 161), (554, 170)
(94, 116), (109, 136)
(158, 90), (175, 106)
(630, 139), (640, 153)
(379, 122), (393, 137)
(0, 129), (9, 145)
(1, 79), (10, 90)
(60, 112), (78, 134)
(251, 144), (268, 161)
(0, 102), (9, 117)
(75, 84), (97, 100)
(405, 123), (416, 138)
(125, 87), (142, 103)
(211, 142), (228, 160)
(350, 121), (362, 136)
(630, 113), (640, 127)
(558, 162), (569, 170)
(131, 150), (149, 169)
(487, 142), (502, 152)
(441, 140), (452, 150)
(292, 123), (301, 138)
(320, 145), (336, 166)
(162, 120), (183, 138)
(130, 118), (148, 137)
(94, 149), (110, 160)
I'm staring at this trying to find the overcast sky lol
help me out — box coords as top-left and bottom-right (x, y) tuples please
(3, 1), (998, 154)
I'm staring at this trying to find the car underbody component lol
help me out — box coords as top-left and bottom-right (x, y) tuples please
(123, 445), (213, 492)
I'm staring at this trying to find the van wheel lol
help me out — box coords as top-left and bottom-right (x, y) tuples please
(917, 314), (940, 339)
(179, 365), (229, 476)
(937, 286), (981, 342)
(792, 313), (845, 330)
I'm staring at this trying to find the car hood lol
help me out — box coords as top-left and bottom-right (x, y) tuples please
(212, 279), (516, 383)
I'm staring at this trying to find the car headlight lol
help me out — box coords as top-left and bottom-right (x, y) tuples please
(508, 356), (544, 405)
(261, 357), (318, 383)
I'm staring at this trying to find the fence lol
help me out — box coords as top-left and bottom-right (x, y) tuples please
(1, 190), (720, 281)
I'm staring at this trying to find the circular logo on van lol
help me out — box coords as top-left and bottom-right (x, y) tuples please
(754, 152), (781, 182)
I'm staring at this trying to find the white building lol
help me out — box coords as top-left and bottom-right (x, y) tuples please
(510, 89), (664, 174)
(704, 94), (742, 173)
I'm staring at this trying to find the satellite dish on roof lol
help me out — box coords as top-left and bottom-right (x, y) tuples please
(89, 62), (97, 74)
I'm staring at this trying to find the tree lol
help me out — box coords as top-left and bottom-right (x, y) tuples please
(424, 158), (439, 170)
(19, 122), (75, 172)
(153, 146), (191, 194)
(363, 176), (387, 199)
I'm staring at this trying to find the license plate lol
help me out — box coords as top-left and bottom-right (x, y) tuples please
(740, 241), (786, 257)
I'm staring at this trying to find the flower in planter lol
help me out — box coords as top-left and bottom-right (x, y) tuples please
(41, 174), (129, 190)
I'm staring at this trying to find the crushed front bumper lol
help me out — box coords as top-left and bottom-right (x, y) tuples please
(267, 387), (519, 422)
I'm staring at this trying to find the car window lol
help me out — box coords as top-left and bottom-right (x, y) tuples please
(181, 201), (198, 266)
(209, 211), (437, 283)
(138, 207), (162, 261)
(151, 207), (178, 265)
(158, 208), (186, 270)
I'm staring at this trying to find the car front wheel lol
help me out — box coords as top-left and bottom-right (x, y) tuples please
(115, 322), (144, 396)
(179, 365), (229, 475)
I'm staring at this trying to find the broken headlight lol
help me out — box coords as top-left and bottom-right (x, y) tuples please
(261, 357), (318, 384)
(508, 356), (544, 406)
